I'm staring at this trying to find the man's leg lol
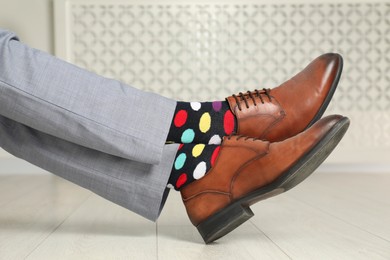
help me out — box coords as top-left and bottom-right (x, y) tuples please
(0, 115), (178, 221)
(0, 29), (176, 164)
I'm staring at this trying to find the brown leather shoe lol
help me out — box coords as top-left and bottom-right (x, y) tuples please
(226, 53), (343, 142)
(180, 115), (350, 243)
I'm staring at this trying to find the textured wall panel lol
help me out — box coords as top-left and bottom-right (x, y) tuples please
(56, 1), (390, 164)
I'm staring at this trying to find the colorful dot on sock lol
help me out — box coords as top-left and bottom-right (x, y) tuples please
(212, 101), (222, 112)
(174, 153), (186, 170)
(193, 162), (207, 179)
(208, 134), (222, 145)
(192, 144), (205, 157)
(181, 129), (195, 143)
(199, 112), (211, 133)
(174, 110), (187, 127)
(224, 110), (235, 135)
(178, 144), (184, 150)
(176, 173), (188, 189)
(190, 102), (201, 111)
(211, 146), (221, 167)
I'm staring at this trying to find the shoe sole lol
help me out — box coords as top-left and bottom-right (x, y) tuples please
(306, 55), (343, 128)
(196, 116), (350, 244)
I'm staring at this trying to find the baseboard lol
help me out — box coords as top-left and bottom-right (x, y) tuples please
(0, 157), (49, 174)
(1, 157), (389, 175)
(316, 163), (390, 173)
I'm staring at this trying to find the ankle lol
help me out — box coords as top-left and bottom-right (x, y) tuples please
(167, 100), (236, 144)
(167, 143), (221, 190)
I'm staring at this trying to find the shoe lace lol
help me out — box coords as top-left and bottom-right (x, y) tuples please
(232, 88), (272, 111)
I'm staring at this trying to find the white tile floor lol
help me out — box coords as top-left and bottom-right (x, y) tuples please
(0, 171), (389, 260)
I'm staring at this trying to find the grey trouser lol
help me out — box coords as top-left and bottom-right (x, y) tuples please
(0, 29), (179, 221)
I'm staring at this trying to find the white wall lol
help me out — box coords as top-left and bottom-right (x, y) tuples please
(0, 0), (389, 171)
(0, 0), (54, 159)
(0, 0), (54, 52)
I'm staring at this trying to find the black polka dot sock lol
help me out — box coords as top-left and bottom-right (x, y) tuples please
(167, 101), (236, 145)
(167, 143), (221, 190)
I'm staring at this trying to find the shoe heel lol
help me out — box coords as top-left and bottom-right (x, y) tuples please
(197, 203), (254, 244)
